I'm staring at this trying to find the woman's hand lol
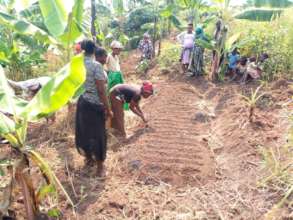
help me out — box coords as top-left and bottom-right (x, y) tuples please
(142, 116), (148, 123)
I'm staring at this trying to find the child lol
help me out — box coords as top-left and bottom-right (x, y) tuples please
(241, 54), (269, 84)
(227, 48), (240, 80)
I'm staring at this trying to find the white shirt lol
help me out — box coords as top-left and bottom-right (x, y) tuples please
(106, 54), (120, 72)
(177, 31), (195, 48)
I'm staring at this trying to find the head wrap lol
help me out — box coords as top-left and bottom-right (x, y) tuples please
(142, 82), (153, 94)
(110, 40), (123, 49)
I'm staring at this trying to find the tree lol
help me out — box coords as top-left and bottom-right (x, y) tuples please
(91, 0), (97, 43)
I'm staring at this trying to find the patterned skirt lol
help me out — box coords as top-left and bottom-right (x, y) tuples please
(188, 45), (204, 76)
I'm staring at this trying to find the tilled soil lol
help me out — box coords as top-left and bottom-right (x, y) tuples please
(121, 82), (215, 187)
(3, 49), (293, 219)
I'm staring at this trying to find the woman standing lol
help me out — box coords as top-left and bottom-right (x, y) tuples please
(105, 41), (124, 91)
(138, 33), (153, 60)
(75, 40), (112, 177)
(109, 82), (153, 138)
(187, 27), (207, 77)
(176, 23), (195, 73)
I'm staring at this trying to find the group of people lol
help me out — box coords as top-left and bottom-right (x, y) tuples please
(228, 49), (269, 83)
(75, 39), (154, 177)
(177, 22), (269, 83)
(177, 23), (207, 76)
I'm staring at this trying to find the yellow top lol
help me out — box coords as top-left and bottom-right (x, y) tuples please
(105, 54), (120, 72)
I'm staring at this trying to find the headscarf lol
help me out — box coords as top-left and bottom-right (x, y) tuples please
(110, 40), (123, 49)
(142, 82), (153, 94)
(195, 27), (205, 40)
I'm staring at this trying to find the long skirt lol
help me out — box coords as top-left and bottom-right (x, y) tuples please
(188, 45), (204, 76)
(110, 93), (126, 137)
(75, 96), (107, 161)
(181, 47), (193, 65)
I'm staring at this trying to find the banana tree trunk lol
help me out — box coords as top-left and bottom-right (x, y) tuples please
(91, 0), (97, 43)
(15, 156), (39, 220)
(158, 37), (162, 56)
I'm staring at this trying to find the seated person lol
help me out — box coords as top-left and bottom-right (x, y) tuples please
(236, 56), (248, 81)
(227, 48), (240, 77)
(241, 54), (269, 84)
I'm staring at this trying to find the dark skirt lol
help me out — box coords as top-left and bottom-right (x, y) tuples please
(75, 96), (107, 161)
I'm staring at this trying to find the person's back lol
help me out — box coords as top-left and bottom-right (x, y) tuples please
(228, 53), (240, 70)
(83, 56), (105, 105)
(111, 84), (141, 103)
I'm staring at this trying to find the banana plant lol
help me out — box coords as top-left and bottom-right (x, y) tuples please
(0, 54), (86, 219)
(176, 0), (208, 25)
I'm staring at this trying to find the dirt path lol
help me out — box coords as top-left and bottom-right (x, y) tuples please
(122, 82), (215, 186)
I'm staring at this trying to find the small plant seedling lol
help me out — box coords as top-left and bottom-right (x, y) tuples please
(241, 85), (267, 122)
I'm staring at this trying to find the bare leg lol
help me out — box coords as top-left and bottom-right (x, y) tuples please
(96, 161), (105, 177)
(110, 94), (126, 138)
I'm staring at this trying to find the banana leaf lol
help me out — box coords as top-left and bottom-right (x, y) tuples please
(39, 0), (68, 37)
(0, 10), (56, 44)
(225, 32), (242, 51)
(196, 39), (216, 50)
(59, 0), (84, 45)
(26, 149), (74, 208)
(20, 54), (86, 121)
(0, 66), (28, 115)
(0, 112), (15, 135)
(235, 9), (283, 21)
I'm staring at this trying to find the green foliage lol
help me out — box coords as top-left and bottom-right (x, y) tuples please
(59, 0), (85, 46)
(232, 8), (293, 80)
(38, 0), (68, 37)
(124, 6), (155, 36)
(246, 0), (293, 7)
(136, 59), (150, 74)
(157, 42), (180, 69)
(235, 9), (283, 21)
(0, 55), (85, 218)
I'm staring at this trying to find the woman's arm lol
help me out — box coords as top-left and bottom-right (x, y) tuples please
(129, 100), (146, 122)
(96, 80), (112, 118)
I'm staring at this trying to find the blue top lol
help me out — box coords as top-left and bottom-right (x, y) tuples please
(228, 53), (240, 69)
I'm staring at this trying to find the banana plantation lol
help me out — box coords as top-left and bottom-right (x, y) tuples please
(0, 0), (292, 219)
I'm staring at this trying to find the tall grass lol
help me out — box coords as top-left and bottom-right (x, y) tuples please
(258, 116), (293, 218)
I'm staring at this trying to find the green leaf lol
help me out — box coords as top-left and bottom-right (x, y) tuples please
(0, 112), (15, 135)
(225, 32), (242, 51)
(36, 184), (56, 201)
(58, 0), (84, 45)
(26, 149), (75, 208)
(159, 6), (173, 18)
(0, 52), (9, 63)
(170, 15), (181, 29)
(20, 54), (86, 121)
(235, 9), (283, 21)
(0, 10), (56, 44)
(0, 65), (28, 115)
(39, 0), (68, 37)
(196, 39), (215, 50)
(48, 208), (61, 218)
